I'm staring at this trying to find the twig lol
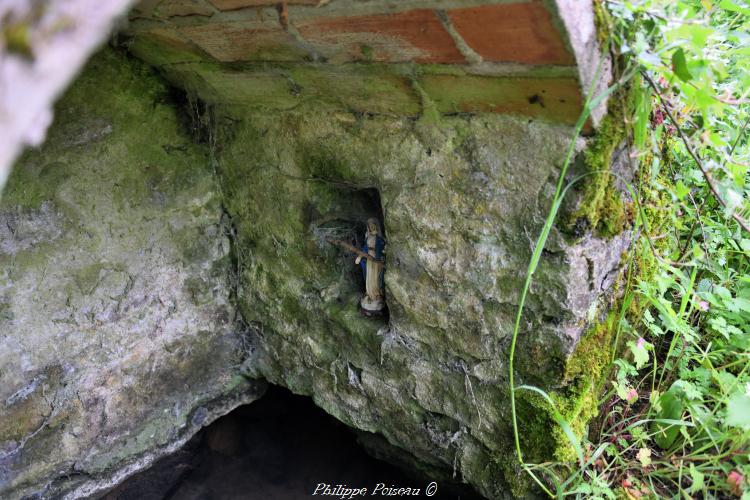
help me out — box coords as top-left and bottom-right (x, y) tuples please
(642, 71), (750, 234)
(326, 238), (384, 264)
(728, 114), (750, 157)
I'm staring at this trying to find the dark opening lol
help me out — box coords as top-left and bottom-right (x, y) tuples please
(103, 386), (481, 499)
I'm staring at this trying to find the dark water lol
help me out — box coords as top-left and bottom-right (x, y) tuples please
(103, 386), (482, 500)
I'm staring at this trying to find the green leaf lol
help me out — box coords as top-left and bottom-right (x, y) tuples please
(714, 371), (738, 394)
(688, 464), (705, 493)
(652, 386), (684, 449)
(672, 48), (694, 82)
(726, 392), (750, 429)
(728, 297), (750, 314)
(675, 180), (690, 200)
(720, 0), (750, 15)
(627, 339), (651, 369)
(714, 285), (732, 301)
(673, 380), (702, 401)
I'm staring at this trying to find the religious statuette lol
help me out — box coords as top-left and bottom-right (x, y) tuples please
(326, 217), (386, 316)
(355, 218), (386, 315)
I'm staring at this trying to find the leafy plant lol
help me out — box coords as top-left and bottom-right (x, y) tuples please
(508, 0), (750, 498)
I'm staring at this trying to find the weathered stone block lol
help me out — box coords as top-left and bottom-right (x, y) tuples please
(154, 0), (215, 18)
(129, 28), (211, 66)
(297, 9), (465, 64)
(420, 74), (584, 125)
(180, 20), (309, 62)
(447, 2), (576, 66)
(174, 63), (421, 115)
(207, 0), (317, 10)
(219, 107), (630, 498)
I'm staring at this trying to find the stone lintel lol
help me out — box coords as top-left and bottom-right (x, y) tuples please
(126, 0), (609, 127)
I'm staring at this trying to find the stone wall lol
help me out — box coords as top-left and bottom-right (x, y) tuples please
(219, 104), (630, 498)
(123, 0), (609, 129)
(0, 50), (265, 499)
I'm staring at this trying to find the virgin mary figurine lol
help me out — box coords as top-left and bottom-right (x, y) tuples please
(355, 218), (386, 315)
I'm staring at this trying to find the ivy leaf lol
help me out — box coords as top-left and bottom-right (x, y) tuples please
(672, 48), (694, 82)
(726, 392), (750, 429)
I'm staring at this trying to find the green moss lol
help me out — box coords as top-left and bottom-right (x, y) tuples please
(553, 315), (617, 460)
(410, 78), (441, 126)
(567, 99), (631, 238)
(300, 143), (354, 182)
(3, 47), (210, 215)
(565, 315), (616, 385)
(360, 44), (374, 62)
(592, 0), (614, 48)
(73, 263), (107, 295)
(510, 315), (616, 466)
(2, 156), (66, 209)
(3, 20), (33, 59)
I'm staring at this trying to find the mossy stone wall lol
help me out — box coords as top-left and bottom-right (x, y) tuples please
(216, 106), (632, 497)
(0, 50), (265, 499)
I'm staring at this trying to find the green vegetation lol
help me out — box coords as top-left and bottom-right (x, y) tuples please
(568, 108), (630, 238)
(509, 0), (750, 497)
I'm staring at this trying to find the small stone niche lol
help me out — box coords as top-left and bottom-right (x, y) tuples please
(310, 186), (387, 315)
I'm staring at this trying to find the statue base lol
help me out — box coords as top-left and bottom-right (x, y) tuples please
(360, 295), (385, 317)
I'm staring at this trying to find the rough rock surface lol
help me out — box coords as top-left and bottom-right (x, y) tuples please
(0, 50), (265, 499)
(220, 109), (630, 497)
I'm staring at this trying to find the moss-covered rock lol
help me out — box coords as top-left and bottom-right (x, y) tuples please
(215, 105), (632, 497)
(0, 49), (265, 499)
